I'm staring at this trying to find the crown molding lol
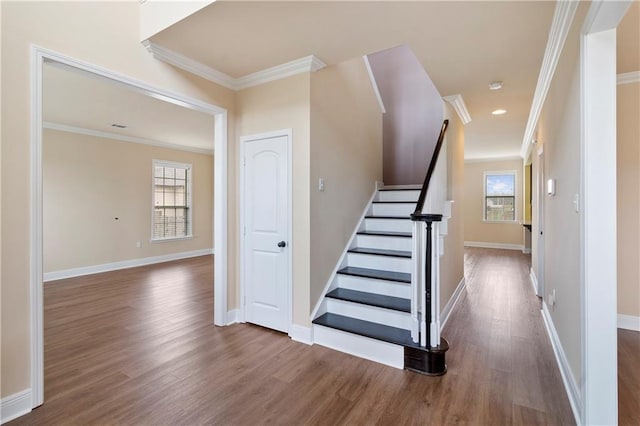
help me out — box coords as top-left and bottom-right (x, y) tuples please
(234, 55), (326, 90)
(43, 122), (214, 155)
(443, 94), (471, 125)
(142, 40), (236, 90)
(617, 70), (640, 85)
(520, 0), (579, 159)
(142, 40), (326, 91)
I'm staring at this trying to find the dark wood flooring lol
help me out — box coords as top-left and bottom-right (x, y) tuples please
(10, 249), (587, 424)
(619, 328), (640, 426)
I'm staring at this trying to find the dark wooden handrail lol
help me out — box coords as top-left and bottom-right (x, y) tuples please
(411, 119), (449, 220)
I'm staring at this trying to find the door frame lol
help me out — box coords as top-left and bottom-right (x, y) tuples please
(536, 146), (545, 298)
(239, 129), (293, 333)
(579, 1), (631, 423)
(30, 45), (229, 408)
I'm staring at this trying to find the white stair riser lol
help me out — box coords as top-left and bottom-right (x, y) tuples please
(336, 274), (411, 299)
(376, 190), (420, 202)
(363, 218), (412, 233)
(325, 298), (411, 330)
(355, 235), (412, 252)
(371, 203), (415, 217)
(346, 253), (411, 273)
(313, 325), (404, 369)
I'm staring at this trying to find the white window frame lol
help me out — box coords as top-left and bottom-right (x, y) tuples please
(483, 170), (518, 223)
(151, 159), (193, 242)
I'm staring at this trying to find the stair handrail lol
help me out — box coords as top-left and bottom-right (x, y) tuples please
(410, 119), (449, 351)
(411, 119), (449, 218)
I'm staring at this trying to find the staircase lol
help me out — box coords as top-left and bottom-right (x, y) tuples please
(312, 185), (448, 373)
(312, 120), (450, 374)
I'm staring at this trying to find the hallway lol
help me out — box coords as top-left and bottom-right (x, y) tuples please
(12, 250), (575, 425)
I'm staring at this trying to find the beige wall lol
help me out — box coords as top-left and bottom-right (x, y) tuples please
(309, 57), (383, 310)
(235, 73), (311, 326)
(617, 82), (640, 318)
(533, 2), (588, 386)
(463, 159), (524, 247)
(440, 104), (465, 310)
(1, 1), (235, 398)
(43, 129), (213, 273)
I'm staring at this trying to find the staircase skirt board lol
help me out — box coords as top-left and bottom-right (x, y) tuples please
(313, 323), (404, 369)
(326, 288), (410, 312)
(325, 298), (411, 329)
(335, 274), (410, 299)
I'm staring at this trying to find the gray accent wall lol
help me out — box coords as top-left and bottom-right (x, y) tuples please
(367, 45), (444, 185)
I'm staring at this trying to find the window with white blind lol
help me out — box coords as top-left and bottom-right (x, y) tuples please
(484, 171), (517, 222)
(152, 160), (192, 241)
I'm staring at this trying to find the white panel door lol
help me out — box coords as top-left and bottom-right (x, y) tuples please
(243, 134), (289, 333)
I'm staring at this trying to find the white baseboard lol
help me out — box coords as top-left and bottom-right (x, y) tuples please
(313, 324), (404, 369)
(530, 268), (539, 296)
(618, 314), (640, 331)
(1, 389), (31, 424)
(44, 248), (214, 282)
(522, 247), (531, 254)
(541, 302), (582, 425)
(289, 324), (313, 345)
(464, 241), (524, 251)
(225, 309), (241, 325)
(440, 277), (466, 329)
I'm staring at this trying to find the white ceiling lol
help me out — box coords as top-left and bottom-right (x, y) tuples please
(151, 1), (557, 159)
(43, 62), (215, 153)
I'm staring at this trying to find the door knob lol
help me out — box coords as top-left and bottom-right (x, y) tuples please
(277, 241), (287, 248)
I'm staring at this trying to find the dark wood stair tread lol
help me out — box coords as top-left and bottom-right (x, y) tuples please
(372, 201), (416, 204)
(348, 247), (411, 258)
(326, 288), (410, 312)
(357, 230), (412, 238)
(337, 266), (411, 283)
(313, 313), (415, 346)
(365, 215), (411, 220)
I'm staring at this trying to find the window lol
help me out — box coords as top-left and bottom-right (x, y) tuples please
(152, 160), (192, 241)
(484, 171), (516, 222)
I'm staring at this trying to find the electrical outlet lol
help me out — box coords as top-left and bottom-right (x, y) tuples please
(549, 289), (557, 307)
(136, 241), (141, 248)
(318, 178), (325, 192)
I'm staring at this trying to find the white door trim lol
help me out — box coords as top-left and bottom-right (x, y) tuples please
(536, 147), (545, 299)
(30, 45), (229, 409)
(579, 1), (632, 424)
(239, 129), (293, 333)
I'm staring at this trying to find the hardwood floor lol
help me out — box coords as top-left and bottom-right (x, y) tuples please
(619, 328), (640, 426)
(11, 249), (579, 425)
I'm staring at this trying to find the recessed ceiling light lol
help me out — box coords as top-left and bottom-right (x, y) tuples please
(111, 123), (127, 129)
(492, 109), (507, 115)
(489, 81), (504, 90)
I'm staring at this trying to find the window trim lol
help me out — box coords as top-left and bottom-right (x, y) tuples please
(151, 159), (193, 242)
(482, 170), (518, 223)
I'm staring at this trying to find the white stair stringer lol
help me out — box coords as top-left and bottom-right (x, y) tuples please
(313, 324), (404, 369)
